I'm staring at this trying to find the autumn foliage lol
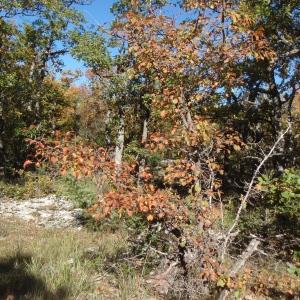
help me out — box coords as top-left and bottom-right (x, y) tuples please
(2, 0), (299, 298)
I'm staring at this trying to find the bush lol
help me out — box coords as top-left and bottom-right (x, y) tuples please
(239, 168), (300, 256)
(0, 172), (54, 200)
(258, 168), (300, 223)
(55, 175), (98, 208)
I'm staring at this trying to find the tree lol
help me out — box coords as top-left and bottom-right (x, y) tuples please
(21, 1), (300, 297)
(0, 0), (89, 177)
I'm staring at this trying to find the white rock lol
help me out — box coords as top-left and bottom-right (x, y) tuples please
(0, 195), (85, 228)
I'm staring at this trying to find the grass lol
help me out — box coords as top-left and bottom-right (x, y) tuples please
(55, 175), (98, 208)
(0, 173), (157, 299)
(0, 210), (299, 300)
(0, 173), (54, 200)
(2, 173), (298, 299)
(0, 171), (107, 209)
(0, 218), (155, 300)
(116, 270), (152, 300)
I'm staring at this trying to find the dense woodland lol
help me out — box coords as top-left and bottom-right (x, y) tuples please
(0, 0), (300, 299)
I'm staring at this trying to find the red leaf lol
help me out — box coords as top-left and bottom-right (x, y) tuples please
(23, 160), (33, 169)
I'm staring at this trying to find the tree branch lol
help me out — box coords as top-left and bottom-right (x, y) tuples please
(219, 239), (260, 300)
(221, 122), (292, 260)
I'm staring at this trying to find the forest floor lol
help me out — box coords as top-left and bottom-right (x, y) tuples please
(0, 195), (159, 300)
(0, 194), (299, 300)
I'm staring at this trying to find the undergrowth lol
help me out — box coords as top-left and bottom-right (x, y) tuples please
(0, 171), (54, 200)
(0, 219), (155, 300)
(0, 171), (98, 209)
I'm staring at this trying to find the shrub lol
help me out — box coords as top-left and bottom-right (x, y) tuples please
(257, 168), (300, 224)
(0, 172), (54, 200)
(238, 168), (300, 256)
(55, 175), (98, 208)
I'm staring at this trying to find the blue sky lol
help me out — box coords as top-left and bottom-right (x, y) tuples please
(63, 0), (115, 74)
(63, 0), (185, 80)
(80, 0), (115, 26)
(12, 0), (190, 82)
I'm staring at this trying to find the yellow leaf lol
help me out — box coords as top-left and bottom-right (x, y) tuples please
(147, 214), (154, 222)
(194, 182), (201, 193)
(233, 144), (241, 151)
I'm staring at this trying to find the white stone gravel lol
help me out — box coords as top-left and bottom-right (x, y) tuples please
(0, 195), (85, 228)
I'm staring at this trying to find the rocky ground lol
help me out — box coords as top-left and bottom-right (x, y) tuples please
(0, 195), (163, 300)
(0, 195), (85, 228)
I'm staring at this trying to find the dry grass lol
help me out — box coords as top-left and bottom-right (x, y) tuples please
(0, 218), (155, 300)
(0, 218), (298, 300)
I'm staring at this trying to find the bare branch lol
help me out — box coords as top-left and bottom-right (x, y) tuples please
(219, 239), (260, 300)
(221, 122), (292, 260)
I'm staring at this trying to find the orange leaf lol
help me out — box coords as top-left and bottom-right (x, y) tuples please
(50, 156), (58, 164)
(160, 110), (168, 118)
(60, 168), (67, 176)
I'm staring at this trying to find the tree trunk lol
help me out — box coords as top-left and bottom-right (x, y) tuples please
(104, 110), (111, 146)
(0, 130), (4, 178)
(115, 113), (125, 177)
(219, 239), (260, 300)
(180, 88), (194, 131)
(0, 99), (5, 178)
(142, 118), (148, 144)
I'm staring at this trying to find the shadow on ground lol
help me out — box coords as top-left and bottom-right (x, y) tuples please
(0, 252), (67, 300)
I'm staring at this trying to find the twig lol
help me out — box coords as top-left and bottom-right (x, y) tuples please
(221, 122), (291, 260)
(150, 246), (168, 256)
(218, 190), (224, 230)
(142, 241), (152, 277)
(219, 239), (260, 300)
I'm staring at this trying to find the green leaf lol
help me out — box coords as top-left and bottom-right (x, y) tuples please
(217, 278), (226, 287)
(194, 182), (201, 193)
(234, 289), (241, 299)
(281, 191), (291, 199)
